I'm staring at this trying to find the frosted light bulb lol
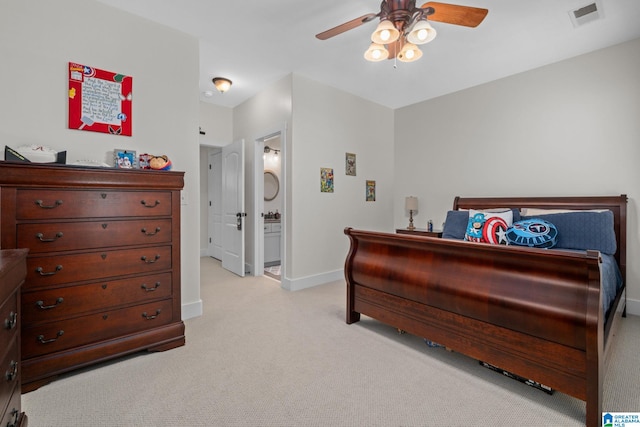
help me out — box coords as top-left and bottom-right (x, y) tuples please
(380, 29), (390, 41)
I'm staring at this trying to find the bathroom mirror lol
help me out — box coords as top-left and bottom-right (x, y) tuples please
(264, 171), (279, 201)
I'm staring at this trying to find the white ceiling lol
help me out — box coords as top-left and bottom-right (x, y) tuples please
(95, 0), (640, 110)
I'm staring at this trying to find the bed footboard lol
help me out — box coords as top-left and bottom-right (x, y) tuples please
(344, 227), (604, 426)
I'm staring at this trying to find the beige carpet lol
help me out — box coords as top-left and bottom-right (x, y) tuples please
(22, 257), (640, 426)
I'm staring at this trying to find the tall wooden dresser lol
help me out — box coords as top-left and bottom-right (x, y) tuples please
(0, 162), (185, 392)
(1, 249), (28, 427)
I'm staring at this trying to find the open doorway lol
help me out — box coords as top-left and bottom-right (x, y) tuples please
(262, 134), (282, 280)
(254, 126), (285, 283)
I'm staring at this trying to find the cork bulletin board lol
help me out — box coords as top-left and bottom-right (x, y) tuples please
(68, 62), (132, 136)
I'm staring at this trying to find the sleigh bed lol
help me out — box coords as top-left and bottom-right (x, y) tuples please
(344, 195), (627, 427)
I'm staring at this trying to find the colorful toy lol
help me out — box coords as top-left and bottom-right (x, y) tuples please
(148, 155), (172, 171)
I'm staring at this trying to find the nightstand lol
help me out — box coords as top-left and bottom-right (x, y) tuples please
(396, 228), (443, 238)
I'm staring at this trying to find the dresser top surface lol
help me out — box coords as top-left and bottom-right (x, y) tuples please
(0, 161), (184, 190)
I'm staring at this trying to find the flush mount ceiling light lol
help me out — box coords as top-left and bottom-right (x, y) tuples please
(212, 77), (232, 93)
(316, 1), (488, 64)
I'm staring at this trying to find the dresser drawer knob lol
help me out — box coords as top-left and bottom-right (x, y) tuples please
(35, 231), (64, 242)
(141, 282), (161, 292)
(36, 265), (63, 276)
(36, 297), (64, 310)
(4, 311), (17, 330)
(37, 330), (64, 344)
(142, 309), (161, 320)
(141, 254), (161, 264)
(141, 199), (161, 208)
(5, 360), (18, 381)
(35, 199), (63, 209)
(141, 226), (161, 236)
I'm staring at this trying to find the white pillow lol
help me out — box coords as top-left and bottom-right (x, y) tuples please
(521, 208), (608, 216)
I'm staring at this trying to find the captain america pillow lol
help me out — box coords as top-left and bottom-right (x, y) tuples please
(464, 209), (513, 245)
(506, 219), (558, 249)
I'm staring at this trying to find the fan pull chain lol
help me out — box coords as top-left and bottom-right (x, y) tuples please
(393, 39), (399, 69)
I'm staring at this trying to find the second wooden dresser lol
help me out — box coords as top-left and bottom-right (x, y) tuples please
(0, 162), (185, 392)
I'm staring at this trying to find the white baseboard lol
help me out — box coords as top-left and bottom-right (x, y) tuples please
(281, 269), (344, 291)
(181, 299), (203, 320)
(626, 297), (640, 316)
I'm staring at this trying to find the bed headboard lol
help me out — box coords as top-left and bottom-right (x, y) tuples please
(453, 195), (628, 283)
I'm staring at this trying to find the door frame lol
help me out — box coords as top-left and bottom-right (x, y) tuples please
(207, 149), (222, 259)
(253, 123), (287, 281)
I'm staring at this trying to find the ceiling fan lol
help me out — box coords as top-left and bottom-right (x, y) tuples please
(316, 1), (488, 62)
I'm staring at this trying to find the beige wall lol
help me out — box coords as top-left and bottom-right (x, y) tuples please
(0, 0), (202, 319)
(394, 38), (640, 312)
(287, 75), (395, 288)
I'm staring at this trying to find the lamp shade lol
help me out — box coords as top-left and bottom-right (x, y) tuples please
(407, 20), (437, 45)
(405, 196), (418, 211)
(371, 19), (400, 44)
(397, 42), (423, 62)
(212, 77), (232, 93)
(364, 42), (389, 62)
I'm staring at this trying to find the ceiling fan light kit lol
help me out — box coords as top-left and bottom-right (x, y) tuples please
(317, 1), (488, 64)
(364, 42), (390, 61)
(407, 20), (437, 44)
(371, 19), (400, 44)
(398, 42), (423, 62)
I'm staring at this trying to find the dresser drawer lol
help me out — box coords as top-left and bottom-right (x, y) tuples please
(18, 219), (173, 253)
(0, 338), (19, 408)
(1, 388), (22, 427)
(23, 299), (174, 359)
(22, 272), (172, 325)
(16, 189), (173, 219)
(1, 291), (18, 343)
(25, 246), (172, 288)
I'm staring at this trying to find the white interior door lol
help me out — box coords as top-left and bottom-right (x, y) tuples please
(222, 139), (245, 276)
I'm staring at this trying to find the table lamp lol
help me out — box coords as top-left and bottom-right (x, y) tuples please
(405, 196), (418, 230)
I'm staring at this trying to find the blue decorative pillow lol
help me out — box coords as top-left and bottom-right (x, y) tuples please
(506, 219), (558, 249)
(442, 210), (469, 240)
(522, 211), (616, 254)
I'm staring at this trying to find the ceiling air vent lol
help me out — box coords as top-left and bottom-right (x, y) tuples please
(569, 1), (603, 28)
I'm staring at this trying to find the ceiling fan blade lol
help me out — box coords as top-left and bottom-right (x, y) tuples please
(316, 13), (378, 40)
(421, 2), (488, 28)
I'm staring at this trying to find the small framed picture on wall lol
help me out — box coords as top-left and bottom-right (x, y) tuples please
(321, 167), (334, 193)
(366, 180), (376, 201)
(345, 152), (356, 176)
